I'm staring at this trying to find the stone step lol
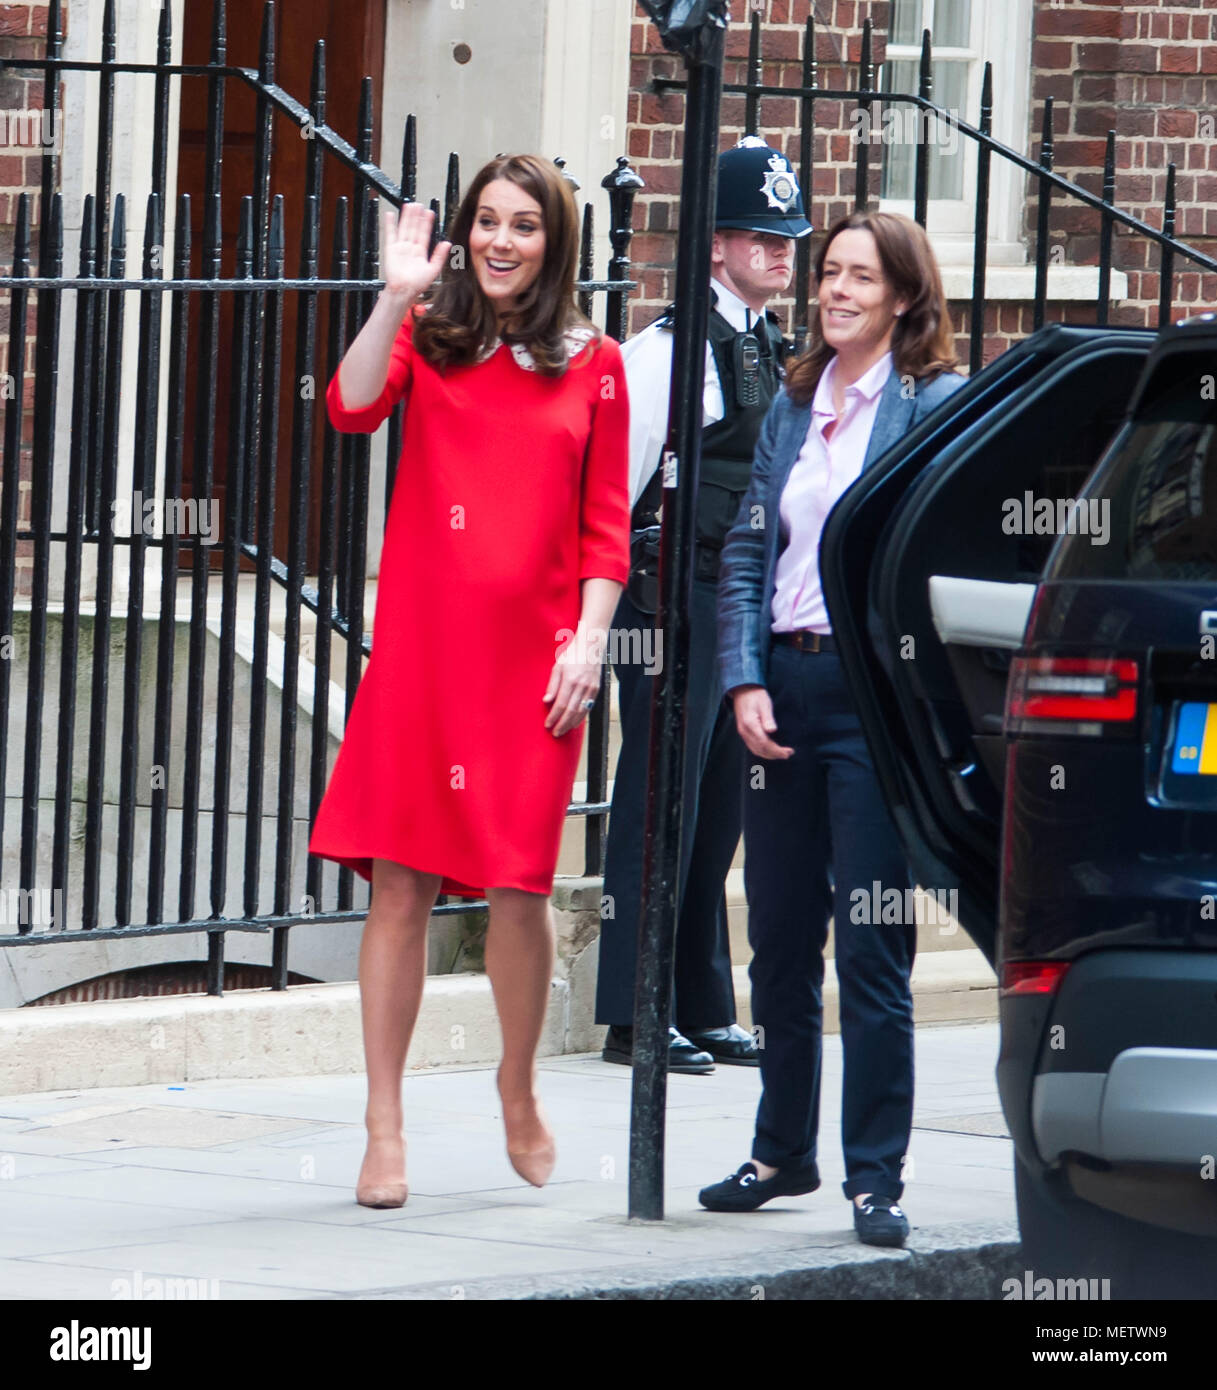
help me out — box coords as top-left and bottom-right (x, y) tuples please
(0, 944), (996, 1096)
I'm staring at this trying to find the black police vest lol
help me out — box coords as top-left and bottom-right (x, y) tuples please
(633, 303), (786, 552)
(697, 306), (785, 548)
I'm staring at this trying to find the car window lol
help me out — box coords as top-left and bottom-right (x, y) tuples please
(1047, 376), (1217, 582)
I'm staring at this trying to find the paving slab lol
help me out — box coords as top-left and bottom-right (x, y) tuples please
(0, 1021), (1018, 1299)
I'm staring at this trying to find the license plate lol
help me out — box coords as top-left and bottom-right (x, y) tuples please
(1171, 702), (1217, 775)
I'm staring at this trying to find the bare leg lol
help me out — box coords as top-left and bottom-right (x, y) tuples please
(355, 858), (440, 1204)
(484, 885), (556, 1185)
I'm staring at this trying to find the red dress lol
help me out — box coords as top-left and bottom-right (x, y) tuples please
(307, 312), (630, 897)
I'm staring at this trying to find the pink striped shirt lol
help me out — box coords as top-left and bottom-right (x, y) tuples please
(770, 350), (893, 634)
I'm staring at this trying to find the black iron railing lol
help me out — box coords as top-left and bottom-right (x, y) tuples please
(656, 12), (1217, 372)
(0, 0), (642, 991)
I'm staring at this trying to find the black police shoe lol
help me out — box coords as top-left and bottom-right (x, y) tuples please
(698, 1160), (820, 1212)
(601, 1025), (715, 1075)
(683, 1023), (760, 1066)
(852, 1194), (910, 1247)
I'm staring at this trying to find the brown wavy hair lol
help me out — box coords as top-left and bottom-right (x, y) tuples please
(411, 154), (600, 376)
(785, 211), (959, 406)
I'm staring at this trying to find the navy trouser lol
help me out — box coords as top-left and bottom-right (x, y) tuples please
(745, 642), (915, 1200)
(594, 583), (741, 1032)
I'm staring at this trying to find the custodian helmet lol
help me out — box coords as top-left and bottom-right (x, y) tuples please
(714, 136), (813, 239)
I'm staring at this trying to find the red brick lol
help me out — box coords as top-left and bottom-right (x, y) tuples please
(812, 166), (836, 196)
(1057, 205), (1102, 235)
(632, 159), (681, 195)
(1034, 73), (1075, 106)
(1073, 105), (1119, 136)
(629, 232), (673, 266)
(638, 92), (683, 125)
(1161, 46), (1199, 74)
(627, 127), (648, 159)
(1180, 207), (1206, 238)
(644, 198), (670, 232)
(747, 29), (795, 64)
(1171, 172), (1198, 202)
(764, 96), (798, 127)
(1051, 138), (1110, 168)
(1157, 108), (1198, 138)
(1035, 8), (1124, 39)
(0, 7), (30, 38)
(1202, 47), (1217, 75)
(1114, 172), (1154, 203)
(1115, 108), (1156, 139)
(1081, 42), (1158, 73)
(1033, 39), (1075, 69)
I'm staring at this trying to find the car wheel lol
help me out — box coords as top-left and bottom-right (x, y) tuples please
(1015, 1154), (1217, 1299)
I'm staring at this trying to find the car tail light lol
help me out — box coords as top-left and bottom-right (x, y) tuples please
(1006, 655), (1139, 736)
(999, 960), (1070, 997)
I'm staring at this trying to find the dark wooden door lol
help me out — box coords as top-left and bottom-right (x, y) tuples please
(177, 0), (386, 571)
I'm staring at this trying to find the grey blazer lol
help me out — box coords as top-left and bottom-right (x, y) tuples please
(716, 366), (967, 696)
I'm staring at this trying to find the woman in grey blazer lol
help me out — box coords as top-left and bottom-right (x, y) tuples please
(701, 211), (966, 1246)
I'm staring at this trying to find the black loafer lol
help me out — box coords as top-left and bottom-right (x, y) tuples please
(853, 1195), (910, 1247)
(601, 1025), (715, 1075)
(698, 1160), (820, 1212)
(683, 1023), (760, 1066)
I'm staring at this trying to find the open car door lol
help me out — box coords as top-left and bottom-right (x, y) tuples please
(820, 325), (1159, 965)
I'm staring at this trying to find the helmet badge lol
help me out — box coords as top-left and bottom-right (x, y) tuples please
(760, 154), (800, 214)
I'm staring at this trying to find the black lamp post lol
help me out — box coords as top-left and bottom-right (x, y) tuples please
(629, 0), (729, 1222)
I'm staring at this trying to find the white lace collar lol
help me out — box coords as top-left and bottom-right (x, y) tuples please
(475, 324), (598, 370)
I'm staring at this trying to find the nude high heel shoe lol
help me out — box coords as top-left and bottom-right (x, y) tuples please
(500, 1088), (557, 1187)
(356, 1133), (408, 1208)
(356, 1179), (408, 1209)
(507, 1132), (557, 1188)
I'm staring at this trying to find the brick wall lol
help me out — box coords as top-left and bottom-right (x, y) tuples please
(0, 2), (54, 598)
(1027, 0), (1217, 331)
(625, 0), (1217, 365)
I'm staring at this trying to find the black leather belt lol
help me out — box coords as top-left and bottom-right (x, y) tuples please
(771, 629), (836, 653)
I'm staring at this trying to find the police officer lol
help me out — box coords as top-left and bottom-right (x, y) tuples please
(596, 139), (814, 1071)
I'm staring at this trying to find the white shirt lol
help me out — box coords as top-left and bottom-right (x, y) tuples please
(621, 278), (762, 510)
(770, 350), (894, 634)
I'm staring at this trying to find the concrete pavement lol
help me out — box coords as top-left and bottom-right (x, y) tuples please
(0, 1020), (1018, 1299)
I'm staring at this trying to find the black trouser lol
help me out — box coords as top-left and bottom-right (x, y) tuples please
(594, 581), (741, 1032)
(745, 641), (915, 1200)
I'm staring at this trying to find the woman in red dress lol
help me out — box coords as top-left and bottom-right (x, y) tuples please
(308, 155), (630, 1206)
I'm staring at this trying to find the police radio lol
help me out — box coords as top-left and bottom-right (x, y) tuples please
(734, 331), (762, 408)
